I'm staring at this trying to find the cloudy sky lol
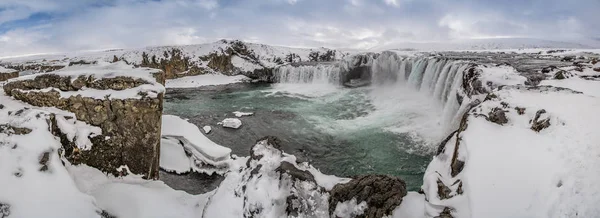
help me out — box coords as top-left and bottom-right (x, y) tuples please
(0, 0), (598, 56)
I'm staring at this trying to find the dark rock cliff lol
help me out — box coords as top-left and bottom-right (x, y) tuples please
(3, 71), (164, 179)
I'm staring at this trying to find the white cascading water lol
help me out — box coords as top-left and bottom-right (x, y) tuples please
(275, 64), (341, 85)
(369, 52), (470, 131)
(274, 52), (472, 138)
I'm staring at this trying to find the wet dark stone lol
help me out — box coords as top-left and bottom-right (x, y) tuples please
(329, 174), (407, 218)
(0, 203), (9, 218)
(488, 107), (508, 125)
(276, 161), (316, 183)
(158, 170), (224, 195)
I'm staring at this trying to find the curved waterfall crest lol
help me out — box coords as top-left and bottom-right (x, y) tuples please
(273, 53), (474, 130)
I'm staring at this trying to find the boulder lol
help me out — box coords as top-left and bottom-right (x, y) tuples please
(531, 109), (551, 132)
(553, 70), (572, 80)
(488, 107), (508, 125)
(329, 175), (407, 218)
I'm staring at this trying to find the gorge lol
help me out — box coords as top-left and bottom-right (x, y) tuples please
(0, 40), (599, 218)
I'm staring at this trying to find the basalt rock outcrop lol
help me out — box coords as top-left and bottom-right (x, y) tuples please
(2, 64), (165, 179)
(0, 71), (18, 82)
(329, 174), (407, 218)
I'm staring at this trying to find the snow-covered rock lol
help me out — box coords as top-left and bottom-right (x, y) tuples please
(232, 111), (254, 117)
(161, 115), (231, 173)
(221, 118), (242, 129)
(203, 125), (212, 134)
(2, 61), (165, 179)
(0, 40), (349, 82)
(422, 60), (600, 218)
(0, 66), (18, 81)
(203, 136), (349, 218)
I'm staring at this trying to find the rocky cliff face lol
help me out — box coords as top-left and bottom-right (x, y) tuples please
(2, 63), (165, 179)
(0, 71), (18, 82)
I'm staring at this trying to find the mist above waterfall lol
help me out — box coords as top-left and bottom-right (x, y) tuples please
(271, 52), (473, 144)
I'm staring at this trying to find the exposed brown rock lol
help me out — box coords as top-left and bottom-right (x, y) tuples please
(515, 107), (526, 115)
(140, 49), (206, 79)
(276, 161), (316, 183)
(488, 107), (509, 125)
(0, 71), (19, 81)
(531, 109), (551, 132)
(437, 179), (452, 200)
(39, 151), (51, 172)
(435, 207), (454, 218)
(553, 70), (572, 80)
(0, 124), (32, 135)
(329, 174), (407, 218)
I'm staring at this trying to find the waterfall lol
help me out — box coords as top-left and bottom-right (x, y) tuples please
(358, 53), (471, 130)
(275, 64), (341, 85)
(273, 53), (472, 131)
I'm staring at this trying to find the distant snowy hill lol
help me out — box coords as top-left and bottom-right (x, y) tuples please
(369, 38), (597, 51)
(0, 40), (349, 81)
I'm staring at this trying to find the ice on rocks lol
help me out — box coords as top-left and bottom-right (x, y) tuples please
(203, 125), (212, 134)
(221, 118), (242, 129)
(161, 115), (231, 167)
(232, 111), (254, 117)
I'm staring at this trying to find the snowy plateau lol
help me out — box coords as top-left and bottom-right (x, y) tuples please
(0, 39), (599, 218)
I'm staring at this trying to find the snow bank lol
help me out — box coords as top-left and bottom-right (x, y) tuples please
(159, 137), (193, 173)
(161, 115), (231, 167)
(203, 138), (347, 218)
(68, 164), (211, 218)
(0, 95), (101, 218)
(166, 74), (249, 88)
(424, 62), (600, 218)
(0, 66), (16, 74)
(7, 61), (165, 100)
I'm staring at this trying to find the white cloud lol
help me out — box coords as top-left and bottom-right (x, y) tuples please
(383, 0), (399, 7)
(0, 0), (598, 56)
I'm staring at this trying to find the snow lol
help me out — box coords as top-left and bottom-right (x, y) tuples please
(232, 111), (253, 117)
(68, 164), (211, 218)
(231, 55), (263, 72)
(55, 115), (102, 150)
(221, 118), (242, 129)
(540, 77), (600, 97)
(478, 65), (528, 86)
(203, 138), (336, 218)
(159, 137), (192, 173)
(202, 125), (212, 134)
(0, 95), (101, 218)
(0, 66), (16, 74)
(161, 115), (231, 166)
(423, 62), (600, 217)
(392, 192), (425, 218)
(8, 61), (165, 100)
(333, 198), (368, 218)
(166, 74), (249, 88)
(460, 89), (600, 217)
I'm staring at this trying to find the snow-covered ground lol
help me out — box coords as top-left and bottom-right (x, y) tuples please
(422, 59), (600, 218)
